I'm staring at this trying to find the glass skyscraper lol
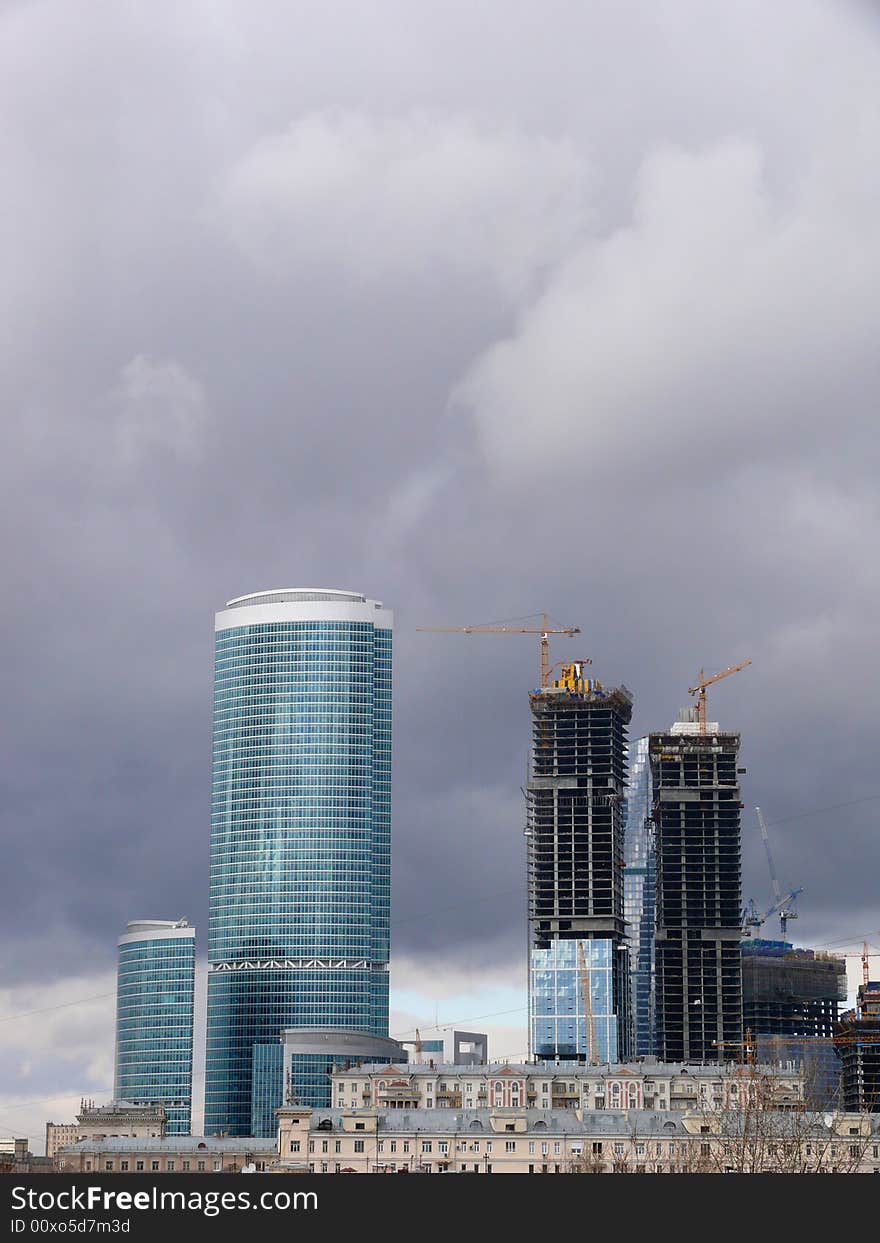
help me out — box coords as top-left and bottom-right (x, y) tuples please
(623, 735), (656, 1057)
(114, 919), (195, 1135)
(204, 589), (392, 1136)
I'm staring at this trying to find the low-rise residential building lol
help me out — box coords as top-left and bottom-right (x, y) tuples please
(57, 1137), (278, 1175)
(47, 1099), (167, 1156)
(0, 1138), (53, 1173)
(56, 1105), (880, 1175)
(45, 1123), (79, 1160)
(330, 1061), (804, 1114)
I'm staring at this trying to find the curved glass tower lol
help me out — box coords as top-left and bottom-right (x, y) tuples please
(114, 919), (195, 1135)
(204, 589), (392, 1136)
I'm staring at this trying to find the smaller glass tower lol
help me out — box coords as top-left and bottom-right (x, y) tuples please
(114, 919), (195, 1135)
(623, 735), (656, 1057)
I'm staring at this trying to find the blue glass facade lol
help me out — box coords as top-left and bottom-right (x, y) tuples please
(114, 921), (195, 1135)
(530, 939), (622, 1063)
(205, 590), (392, 1136)
(623, 736), (656, 1057)
(251, 1042), (284, 1139)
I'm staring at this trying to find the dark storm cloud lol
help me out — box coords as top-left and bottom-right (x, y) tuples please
(1, 0), (878, 1019)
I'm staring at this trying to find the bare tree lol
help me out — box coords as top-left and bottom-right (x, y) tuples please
(687, 1064), (874, 1173)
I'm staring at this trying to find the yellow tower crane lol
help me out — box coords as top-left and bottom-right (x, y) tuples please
(577, 941), (600, 1067)
(417, 613), (581, 688)
(688, 659), (752, 734)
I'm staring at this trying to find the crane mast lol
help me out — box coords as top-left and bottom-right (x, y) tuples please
(687, 659), (752, 734)
(577, 941), (600, 1067)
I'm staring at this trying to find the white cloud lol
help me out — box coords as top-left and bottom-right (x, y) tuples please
(0, 973), (115, 1152)
(113, 355), (208, 465)
(221, 112), (591, 300)
(458, 134), (880, 488)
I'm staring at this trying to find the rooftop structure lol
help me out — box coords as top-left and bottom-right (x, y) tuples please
(331, 1059), (804, 1113)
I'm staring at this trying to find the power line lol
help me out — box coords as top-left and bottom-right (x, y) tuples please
(764, 792), (880, 828)
(0, 994), (114, 1025)
(391, 1006), (526, 1040)
(0, 1087), (112, 1114)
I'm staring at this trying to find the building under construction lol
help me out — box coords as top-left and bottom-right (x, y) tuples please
(835, 981), (880, 1112)
(741, 940), (847, 1107)
(649, 713), (744, 1062)
(527, 664), (632, 1064)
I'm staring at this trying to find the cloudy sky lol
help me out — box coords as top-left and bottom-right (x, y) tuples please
(2, 0), (879, 1146)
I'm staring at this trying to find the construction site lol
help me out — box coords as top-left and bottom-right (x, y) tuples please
(741, 942), (848, 1107)
(527, 663), (634, 1065)
(418, 617), (879, 1108)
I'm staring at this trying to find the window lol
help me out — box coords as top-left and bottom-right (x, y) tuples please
(290, 1140), (300, 1153)
(85, 1162), (92, 1172)
(505, 1141), (516, 1153)
(377, 1142), (384, 1153)
(182, 1161), (190, 1172)
(167, 1161), (175, 1172)
(213, 1161), (221, 1172)
(321, 1140), (328, 1153)
(613, 1144), (624, 1155)
(120, 1162), (128, 1172)
(390, 1142), (396, 1154)
(470, 1142), (480, 1153)
(151, 1161), (159, 1172)
(136, 1161), (144, 1172)
(554, 1142), (561, 1155)
(528, 1142), (535, 1154)
(197, 1161), (205, 1172)
(403, 1142), (410, 1154)
(354, 1141), (364, 1153)
(421, 1142), (432, 1154)
(105, 1161), (113, 1171)
(355, 1122), (365, 1131)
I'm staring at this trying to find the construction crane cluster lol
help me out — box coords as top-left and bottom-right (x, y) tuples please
(418, 614), (759, 1065)
(741, 807), (804, 941)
